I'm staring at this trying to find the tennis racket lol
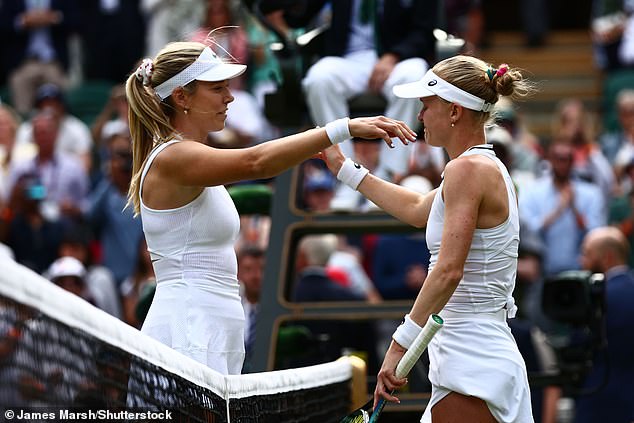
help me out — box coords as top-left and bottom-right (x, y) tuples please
(340, 314), (444, 423)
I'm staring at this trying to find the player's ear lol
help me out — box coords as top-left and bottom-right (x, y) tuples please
(171, 87), (189, 110)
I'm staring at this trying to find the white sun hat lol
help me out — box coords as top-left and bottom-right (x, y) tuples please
(393, 69), (493, 112)
(154, 46), (246, 100)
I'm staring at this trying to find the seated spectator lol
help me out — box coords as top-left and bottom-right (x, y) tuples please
(0, 0), (80, 116)
(0, 105), (20, 200)
(13, 84), (93, 172)
(45, 256), (95, 305)
(260, 0), (436, 178)
(4, 173), (65, 273)
(86, 126), (143, 286)
(5, 110), (89, 223)
(78, 0), (145, 83)
(330, 137), (392, 211)
(141, 0), (205, 57)
(549, 98), (615, 207)
(58, 224), (122, 319)
(291, 233), (376, 368)
(302, 166), (336, 212)
(292, 234), (364, 302)
(606, 89), (634, 177)
(520, 143), (606, 278)
(90, 84), (129, 154)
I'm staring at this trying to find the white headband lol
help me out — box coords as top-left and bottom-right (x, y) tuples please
(393, 69), (493, 112)
(154, 46), (246, 100)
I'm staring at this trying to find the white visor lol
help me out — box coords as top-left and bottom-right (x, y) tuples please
(154, 46), (246, 100)
(393, 69), (493, 112)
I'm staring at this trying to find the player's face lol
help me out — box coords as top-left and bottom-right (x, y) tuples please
(417, 95), (450, 147)
(190, 80), (234, 132)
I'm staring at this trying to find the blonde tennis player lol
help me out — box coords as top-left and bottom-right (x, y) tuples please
(124, 41), (416, 375)
(321, 55), (535, 422)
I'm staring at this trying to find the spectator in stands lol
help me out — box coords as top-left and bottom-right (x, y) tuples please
(78, 0), (145, 83)
(261, 0), (437, 179)
(237, 244), (265, 373)
(90, 84), (129, 151)
(57, 224), (122, 319)
(293, 234), (364, 302)
(443, 0), (484, 54)
(0, 0), (80, 116)
(124, 40), (415, 376)
(520, 143), (606, 277)
(609, 158), (634, 266)
(4, 173), (65, 273)
(301, 165), (336, 212)
(13, 83), (93, 172)
(590, 0), (631, 71)
(493, 97), (541, 175)
(575, 226), (634, 423)
(403, 139), (445, 189)
(327, 234), (382, 303)
(86, 126), (143, 286)
(372, 232), (431, 301)
(0, 105), (20, 200)
(5, 110), (89, 223)
(486, 125), (537, 193)
(549, 98), (615, 207)
(292, 234), (375, 366)
(606, 89), (634, 176)
(46, 256), (95, 305)
(141, 0), (206, 57)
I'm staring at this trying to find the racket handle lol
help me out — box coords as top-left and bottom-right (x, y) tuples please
(395, 314), (443, 378)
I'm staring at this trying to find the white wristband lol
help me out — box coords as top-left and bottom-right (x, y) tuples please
(392, 314), (423, 349)
(336, 158), (369, 190)
(325, 117), (351, 145)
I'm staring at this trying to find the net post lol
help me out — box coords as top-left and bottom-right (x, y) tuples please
(338, 355), (368, 411)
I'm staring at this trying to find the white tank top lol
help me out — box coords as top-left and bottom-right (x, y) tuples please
(426, 144), (519, 317)
(139, 140), (241, 294)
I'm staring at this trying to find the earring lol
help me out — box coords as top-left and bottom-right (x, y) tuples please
(451, 122), (455, 127)
(184, 108), (189, 115)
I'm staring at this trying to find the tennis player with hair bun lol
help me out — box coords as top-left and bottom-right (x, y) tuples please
(124, 41), (416, 375)
(321, 55), (535, 422)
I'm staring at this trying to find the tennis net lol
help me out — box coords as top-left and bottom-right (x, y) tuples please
(0, 257), (353, 422)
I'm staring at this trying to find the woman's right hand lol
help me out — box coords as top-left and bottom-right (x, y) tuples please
(349, 116), (417, 148)
(374, 340), (408, 409)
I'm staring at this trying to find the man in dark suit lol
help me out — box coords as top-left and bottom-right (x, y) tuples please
(0, 0), (80, 115)
(260, 0), (437, 179)
(575, 226), (634, 423)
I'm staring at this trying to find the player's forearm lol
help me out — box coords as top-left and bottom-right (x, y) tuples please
(408, 265), (462, 326)
(357, 176), (433, 228)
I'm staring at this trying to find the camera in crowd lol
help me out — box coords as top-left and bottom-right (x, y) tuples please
(539, 270), (606, 391)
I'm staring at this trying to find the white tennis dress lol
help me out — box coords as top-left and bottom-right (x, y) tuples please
(422, 144), (534, 422)
(139, 140), (245, 375)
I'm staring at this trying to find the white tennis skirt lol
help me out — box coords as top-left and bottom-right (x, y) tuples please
(421, 310), (534, 423)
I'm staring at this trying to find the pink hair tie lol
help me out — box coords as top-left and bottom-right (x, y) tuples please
(496, 64), (509, 77)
